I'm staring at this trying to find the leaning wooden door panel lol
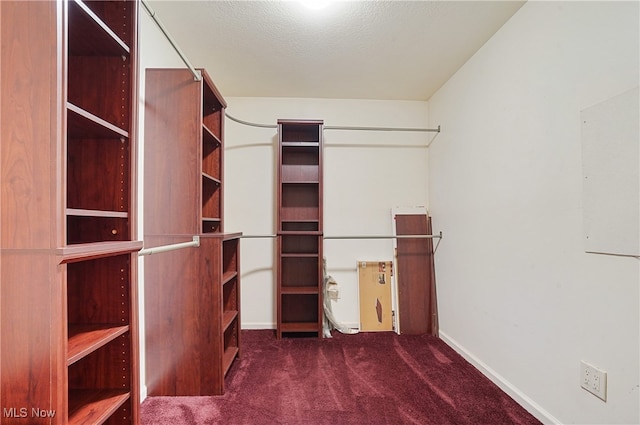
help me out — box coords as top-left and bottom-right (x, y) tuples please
(394, 213), (438, 335)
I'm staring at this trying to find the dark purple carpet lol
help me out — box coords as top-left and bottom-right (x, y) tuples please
(141, 330), (541, 425)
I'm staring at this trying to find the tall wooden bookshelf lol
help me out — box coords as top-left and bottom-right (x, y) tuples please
(1, 1), (140, 423)
(144, 68), (241, 395)
(276, 120), (324, 338)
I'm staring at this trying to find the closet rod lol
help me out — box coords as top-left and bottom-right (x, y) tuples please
(324, 233), (441, 240)
(324, 125), (440, 133)
(241, 234), (442, 240)
(141, 0), (201, 82)
(226, 113), (277, 129)
(226, 113), (440, 133)
(139, 236), (200, 256)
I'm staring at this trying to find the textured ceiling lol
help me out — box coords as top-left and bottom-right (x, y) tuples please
(145, 1), (526, 101)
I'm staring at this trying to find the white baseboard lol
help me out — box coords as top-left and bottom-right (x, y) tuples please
(439, 331), (561, 425)
(240, 322), (361, 332)
(241, 322), (275, 330)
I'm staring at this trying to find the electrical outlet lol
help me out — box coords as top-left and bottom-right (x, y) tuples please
(581, 361), (607, 401)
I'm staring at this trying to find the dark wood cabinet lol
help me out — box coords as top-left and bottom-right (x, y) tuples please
(143, 68), (240, 395)
(276, 120), (324, 338)
(1, 1), (140, 423)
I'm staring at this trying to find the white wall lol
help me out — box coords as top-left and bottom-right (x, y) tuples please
(137, 9), (431, 393)
(427, 2), (639, 424)
(224, 98), (430, 329)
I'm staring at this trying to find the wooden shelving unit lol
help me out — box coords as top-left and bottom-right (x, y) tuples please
(276, 120), (324, 338)
(1, 1), (140, 423)
(144, 68), (241, 395)
(201, 71), (225, 234)
(221, 235), (241, 376)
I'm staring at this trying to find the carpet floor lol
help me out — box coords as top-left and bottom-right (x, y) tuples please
(141, 330), (542, 425)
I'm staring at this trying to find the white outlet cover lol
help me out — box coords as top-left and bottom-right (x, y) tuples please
(581, 361), (607, 401)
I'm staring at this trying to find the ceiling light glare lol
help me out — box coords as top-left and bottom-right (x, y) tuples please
(299, 0), (334, 10)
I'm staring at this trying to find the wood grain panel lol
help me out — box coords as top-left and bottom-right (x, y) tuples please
(144, 69), (200, 235)
(281, 184), (319, 222)
(202, 128), (221, 179)
(1, 0), (61, 250)
(395, 214), (437, 335)
(281, 257), (319, 287)
(67, 254), (131, 324)
(68, 56), (131, 131)
(68, 333), (132, 389)
(68, 389), (129, 425)
(67, 138), (130, 212)
(196, 237), (223, 394)
(1, 2), (66, 422)
(201, 70), (225, 139)
(143, 235), (217, 395)
(2, 1), (139, 423)
(1, 253), (63, 423)
(77, 0), (135, 48)
(281, 294), (319, 323)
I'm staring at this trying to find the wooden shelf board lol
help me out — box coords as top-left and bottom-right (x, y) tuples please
(222, 232), (243, 241)
(281, 253), (319, 258)
(281, 286), (319, 295)
(222, 310), (238, 331)
(280, 322), (320, 332)
(281, 180), (320, 184)
(278, 231), (322, 236)
(68, 388), (129, 425)
(222, 270), (237, 285)
(58, 240), (143, 264)
(222, 346), (239, 376)
(202, 217), (222, 222)
(282, 181), (319, 185)
(280, 220), (320, 227)
(69, 0), (130, 56)
(66, 208), (128, 219)
(67, 104), (129, 139)
(202, 124), (222, 147)
(281, 142), (319, 147)
(67, 324), (129, 365)
(202, 172), (221, 185)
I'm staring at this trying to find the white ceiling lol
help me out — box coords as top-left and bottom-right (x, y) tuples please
(145, 0), (526, 101)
